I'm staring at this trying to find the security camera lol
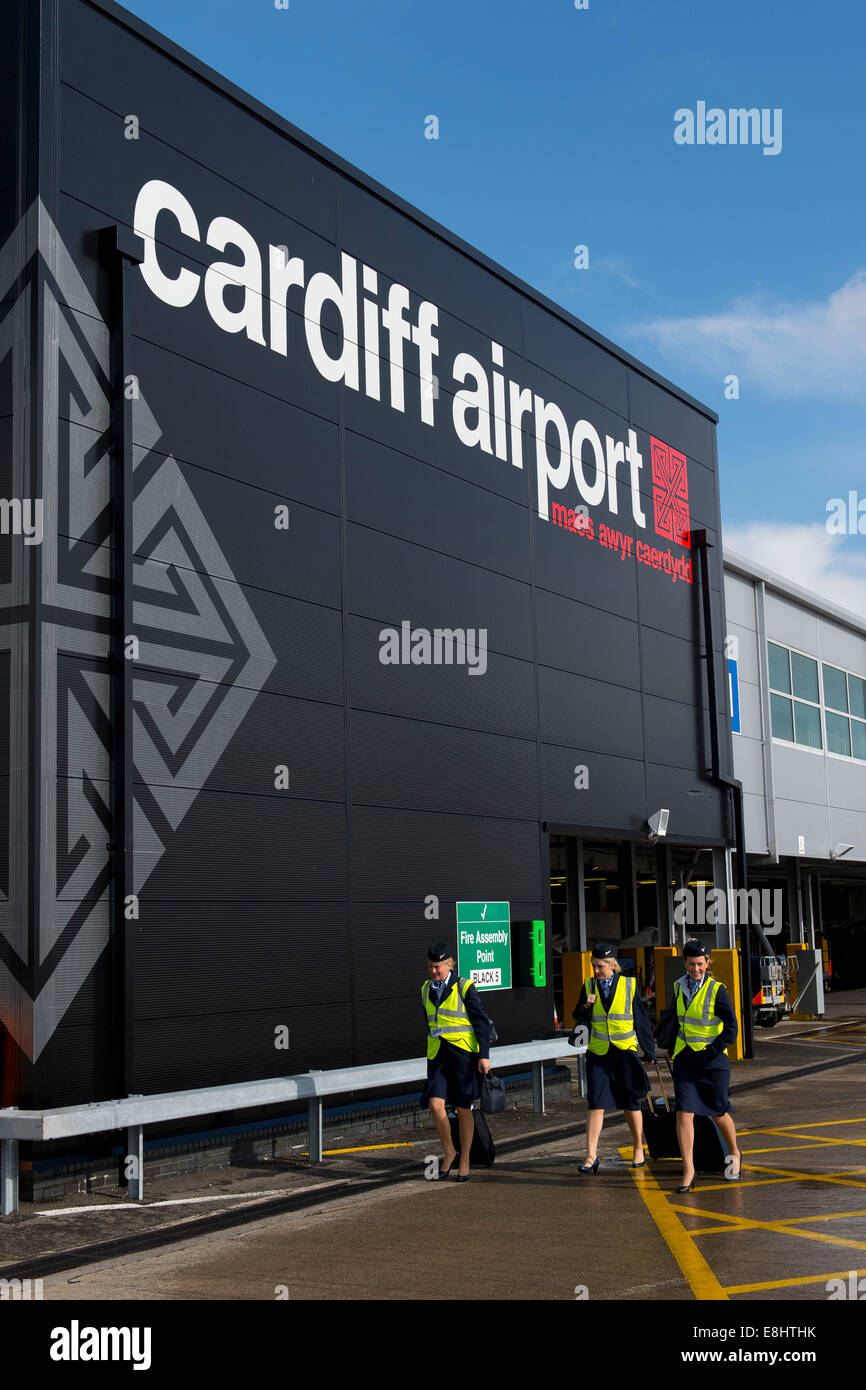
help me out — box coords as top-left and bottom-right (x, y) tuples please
(831, 843), (855, 861)
(648, 809), (670, 845)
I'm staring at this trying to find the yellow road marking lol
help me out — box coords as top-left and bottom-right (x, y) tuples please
(741, 1117), (866, 1133)
(671, 1202), (866, 1253)
(620, 1147), (727, 1301)
(691, 1208), (866, 1236)
(696, 1164), (866, 1192)
(740, 1141), (838, 1154)
(743, 1162), (866, 1188)
(755, 1129), (866, 1146)
(724, 1267), (866, 1295)
(312, 1145), (422, 1156)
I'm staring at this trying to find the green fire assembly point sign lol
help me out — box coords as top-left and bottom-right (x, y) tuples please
(456, 901), (511, 991)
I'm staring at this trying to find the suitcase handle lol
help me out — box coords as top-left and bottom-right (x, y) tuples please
(652, 1059), (674, 1113)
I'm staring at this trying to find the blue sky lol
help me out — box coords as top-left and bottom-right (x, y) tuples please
(119, 0), (866, 613)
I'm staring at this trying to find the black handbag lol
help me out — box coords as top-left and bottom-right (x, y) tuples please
(654, 1007), (679, 1053)
(479, 1072), (507, 1114)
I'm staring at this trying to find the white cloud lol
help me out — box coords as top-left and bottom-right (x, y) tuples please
(631, 272), (866, 401)
(725, 522), (866, 617)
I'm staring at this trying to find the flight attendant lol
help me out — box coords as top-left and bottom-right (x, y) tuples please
(572, 943), (654, 1172)
(420, 942), (492, 1181)
(667, 939), (741, 1192)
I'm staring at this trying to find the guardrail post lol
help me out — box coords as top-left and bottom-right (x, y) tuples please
(127, 1123), (144, 1201)
(308, 1097), (323, 1163)
(532, 1062), (545, 1114)
(1, 1108), (19, 1215)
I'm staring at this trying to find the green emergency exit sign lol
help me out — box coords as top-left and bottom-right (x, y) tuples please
(456, 901), (511, 991)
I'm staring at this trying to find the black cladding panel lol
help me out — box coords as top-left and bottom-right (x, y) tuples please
(18, 0), (731, 1106)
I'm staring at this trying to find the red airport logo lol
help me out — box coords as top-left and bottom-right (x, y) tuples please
(651, 436), (691, 548)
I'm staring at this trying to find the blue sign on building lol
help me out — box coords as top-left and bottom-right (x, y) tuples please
(728, 657), (741, 734)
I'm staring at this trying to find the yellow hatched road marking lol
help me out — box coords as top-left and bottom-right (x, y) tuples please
(740, 1141), (838, 1154)
(696, 1164), (866, 1192)
(751, 1129), (866, 1146)
(691, 1207), (866, 1236)
(672, 1202), (866, 1252)
(619, 1147), (727, 1301)
(724, 1267), (866, 1295)
(740, 1116), (866, 1134)
(743, 1162), (866, 1188)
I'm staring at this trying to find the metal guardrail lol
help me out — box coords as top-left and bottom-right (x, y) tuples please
(0, 1036), (582, 1214)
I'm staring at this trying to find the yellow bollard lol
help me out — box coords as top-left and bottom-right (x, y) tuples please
(561, 951), (592, 1027)
(709, 948), (744, 1060)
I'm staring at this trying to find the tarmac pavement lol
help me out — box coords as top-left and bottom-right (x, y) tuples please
(3, 1001), (866, 1302)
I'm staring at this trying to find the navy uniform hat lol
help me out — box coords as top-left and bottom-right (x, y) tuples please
(427, 941), (453, 962)
(683, 938), (709, 958)
(591, 942), (615, 958)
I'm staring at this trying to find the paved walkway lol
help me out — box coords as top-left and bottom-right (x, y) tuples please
(13, 1011), (866, 1302)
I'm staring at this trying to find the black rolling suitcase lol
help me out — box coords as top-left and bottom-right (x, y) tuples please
(642, 1061), (679, 1159)
(448, 1105), (496, 1167)
(642, 1060), (728, 1173)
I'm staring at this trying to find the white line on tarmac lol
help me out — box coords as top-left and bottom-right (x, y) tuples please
(758, 1022), (864, 1042)
(36, 1183), (347, 1217)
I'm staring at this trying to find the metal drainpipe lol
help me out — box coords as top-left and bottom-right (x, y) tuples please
(693, 531), (755, 1059)
(103, 226), (143, 1099)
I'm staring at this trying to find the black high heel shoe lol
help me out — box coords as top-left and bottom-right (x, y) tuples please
(677, 1176), (696, 1193)
(578, 1158), (600, 1174)
(439, 1155), (458, 1179)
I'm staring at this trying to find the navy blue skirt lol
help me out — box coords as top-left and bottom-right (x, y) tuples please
(586, 1048), (649, 1112)
(673, 1048), (733, 1117)
(420, 1041), (479, 1109)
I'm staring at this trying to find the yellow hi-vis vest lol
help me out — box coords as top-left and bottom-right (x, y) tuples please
(585, 974), (638, 1055)
(672, 975), (725, 1058)
(422, 976), (480, 1060)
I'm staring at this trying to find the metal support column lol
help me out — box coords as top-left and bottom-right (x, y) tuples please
(712, 846), (736, 949)
(308, 1096), (323, 1162)
(126, 1122), (144, 1201)
(1, 1109), (18, 1215)
(566, 836), (584, 953)
(803, 873), (816, 950)
(576, 838), (587, 952)
(694, 531), (753, 1058)
(786, 858), (805, 944)
(102, 225), (144, 1101)
(655, 843), (673, 946)
(620, 841), (638, 938)
(532, 1061), (545, 1114)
